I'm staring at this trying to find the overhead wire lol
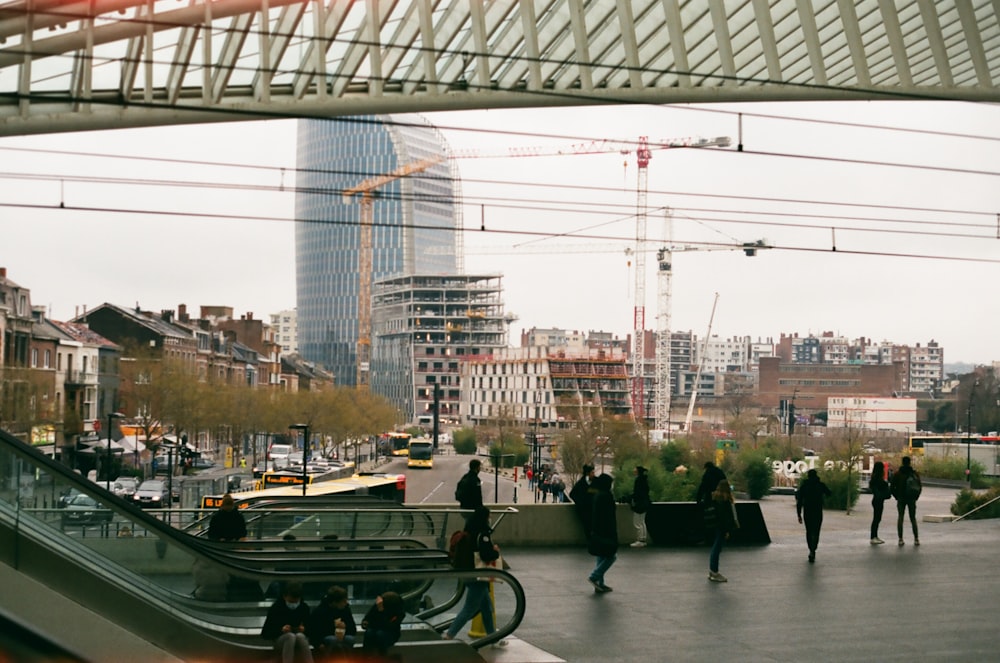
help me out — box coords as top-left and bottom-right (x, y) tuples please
(3, 198), (997, 265)
(2, 3), (998, 260)
(0, 147), (997, 240)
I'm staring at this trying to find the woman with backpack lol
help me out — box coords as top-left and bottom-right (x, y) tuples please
(890, 455), (922, 546)
(443, 506), (508, 647)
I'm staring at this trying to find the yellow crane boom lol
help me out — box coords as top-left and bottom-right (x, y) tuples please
(342, 155), (444, 389)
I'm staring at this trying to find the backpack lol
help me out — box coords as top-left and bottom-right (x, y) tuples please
(448, 530), (473, 568)
(905, 473), (922, 500)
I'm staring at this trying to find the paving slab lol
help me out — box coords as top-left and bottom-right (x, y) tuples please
(497, 487), (997, 663)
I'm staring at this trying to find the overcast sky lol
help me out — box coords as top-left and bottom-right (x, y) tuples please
(1, 101), (997, 365)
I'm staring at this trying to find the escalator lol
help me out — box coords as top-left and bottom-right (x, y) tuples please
(0, 430), (525, 662)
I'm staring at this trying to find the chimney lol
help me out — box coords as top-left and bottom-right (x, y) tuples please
(0, 267), (6, 278)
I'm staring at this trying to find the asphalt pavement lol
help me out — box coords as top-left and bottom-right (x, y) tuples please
(481, 486), (999, 663)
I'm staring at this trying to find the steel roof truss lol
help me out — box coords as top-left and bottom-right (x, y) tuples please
(211, 12), (252, 104)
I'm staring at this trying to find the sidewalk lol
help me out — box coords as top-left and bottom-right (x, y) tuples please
(486, 486), (997, 663)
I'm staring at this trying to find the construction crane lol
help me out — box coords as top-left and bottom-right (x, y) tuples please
(685, 292), (720, 432)
(626, 136), (731, 425)
(460, 134), (732, 425)
(342, 155), (444, 390)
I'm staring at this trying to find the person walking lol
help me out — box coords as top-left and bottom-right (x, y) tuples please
(696, 461), (727, 544)
(569, 464), (596, 540)
(628, 465), (651, 547)
(455, 459), (484, 511)
(261, 581), (314, 663)
(442, 506), (508, 648)
(796, 469), (832, 563)
(587, 473), (618, 593)
(707, 479), (739, 582)
(868, 461), (891, 545)
(207, 493), (247, 542)
(890, 455), (922, 546)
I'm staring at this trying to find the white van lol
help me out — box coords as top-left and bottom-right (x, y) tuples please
(267, 443), (293, 469)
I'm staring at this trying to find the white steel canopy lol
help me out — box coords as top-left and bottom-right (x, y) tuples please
(1, 0), (999, 135)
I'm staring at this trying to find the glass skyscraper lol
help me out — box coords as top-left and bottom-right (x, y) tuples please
(295, 115), (462, 386)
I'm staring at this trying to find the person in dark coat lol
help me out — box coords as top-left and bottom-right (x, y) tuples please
(796, 469), (832, 563)
(309, 585), (357, 658)
(261, 581), (313, 663)
(455, 459), (484, 511)
(627, 465), (651, 547)
(569, 464), (596, 540)
(587, 473), (618, 593)
(361, 591), (405, 656)
(868, 461), (891, 545)
(889, 455), (922, 547)
(207, 493), (247, 541)
(708, 479), (739, 582)
(696, 462), (727, 504)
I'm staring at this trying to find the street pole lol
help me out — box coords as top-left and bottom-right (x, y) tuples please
(105, 412), (124, 491)
(967, 381), (977, 483)
(289, 424), (310, 496)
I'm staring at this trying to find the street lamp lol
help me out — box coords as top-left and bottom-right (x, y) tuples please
(967, 380), (978, 483)
(105, 412), (125, 491)
(289, 423), (310, 496)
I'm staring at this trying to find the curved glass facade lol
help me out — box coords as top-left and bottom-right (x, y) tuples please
(295, 116), (460, 386)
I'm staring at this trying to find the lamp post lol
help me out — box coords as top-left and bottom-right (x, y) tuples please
(967, 380), (978, 483)
(533, 390), (542, 503)
(289, 424), (310, 496)
(105, 412), (125, 491)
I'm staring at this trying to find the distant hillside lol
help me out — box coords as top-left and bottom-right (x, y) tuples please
(944, 362), (975, 377)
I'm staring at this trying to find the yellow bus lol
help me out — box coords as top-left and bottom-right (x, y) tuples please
(200, 472), (406, 509)
(381, 432), (412, 457)
(406, 439), (434, 469)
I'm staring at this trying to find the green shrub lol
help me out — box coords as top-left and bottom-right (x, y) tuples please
(656, 471), (698, 502)
(658, 440), (692, 473)
(951, 485), (1000, 519)
(452, 428), (478, 455)
(739, 452), (774, 500)
(920, 456), (987, 487)
(812, 467), (860, 511)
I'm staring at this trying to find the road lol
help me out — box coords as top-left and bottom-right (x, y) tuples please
(375, 452), (528, 505)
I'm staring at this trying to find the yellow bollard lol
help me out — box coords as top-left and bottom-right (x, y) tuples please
(467, 581), (496, 639)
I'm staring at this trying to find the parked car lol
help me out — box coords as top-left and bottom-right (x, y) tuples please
(61, 494), (113, 527)
(154, 455), (214, 474)
(112, 477), (139, 498)
(133, 479), (170, 508)
(57, 488), (85, 509)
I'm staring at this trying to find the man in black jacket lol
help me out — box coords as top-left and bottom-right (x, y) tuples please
(796, 469), (832, 563)
(628, 465), (651, 547)
(569, 464), (596, 540)
(455, 459), (484, 511)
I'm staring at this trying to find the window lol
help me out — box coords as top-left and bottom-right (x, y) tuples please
(31, 348), (38, 367)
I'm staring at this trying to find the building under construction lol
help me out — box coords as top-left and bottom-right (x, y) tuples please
(462, 345), (631, 430)
(371, 274), (509, 424)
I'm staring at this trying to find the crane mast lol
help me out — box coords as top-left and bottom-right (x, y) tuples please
(343, 156), (443, 390)
(631, 136), (652, 423)
(654, 210), (673, 431)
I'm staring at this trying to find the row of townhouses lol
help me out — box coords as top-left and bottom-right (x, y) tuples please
(1, 264), (949, 445)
